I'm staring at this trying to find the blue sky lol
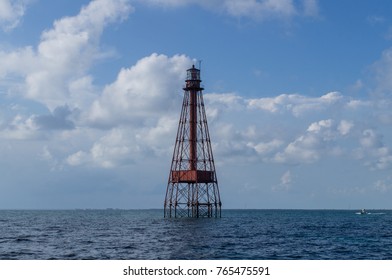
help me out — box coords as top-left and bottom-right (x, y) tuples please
(1, 0), (392, 209)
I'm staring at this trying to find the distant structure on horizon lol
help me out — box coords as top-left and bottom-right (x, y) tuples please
(164, 65), (222, 218)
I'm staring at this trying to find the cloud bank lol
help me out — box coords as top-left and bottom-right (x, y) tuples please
(139, 0), (319, 20)
(0, 0), (390, 174)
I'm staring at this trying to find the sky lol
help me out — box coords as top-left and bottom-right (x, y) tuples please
(1, 0), (392, 210)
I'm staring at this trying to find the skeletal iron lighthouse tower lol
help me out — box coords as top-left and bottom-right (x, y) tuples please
(164, 65), (221, 218)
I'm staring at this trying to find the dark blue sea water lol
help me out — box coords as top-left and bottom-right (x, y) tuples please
(0, 209), (391, 260)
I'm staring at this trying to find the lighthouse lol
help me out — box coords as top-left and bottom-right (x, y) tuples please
(164, 65), (222, 218)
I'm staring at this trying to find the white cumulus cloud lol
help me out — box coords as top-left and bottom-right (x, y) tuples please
(355, 129), (392, 170)
(372, 47), (392, 96)
(0, 0), (133, 110)
(247, 92), (343, 117)
(86, 53), (191, 128)
(0, 0), (29, 31)
(274, 119), (345, 164)
(67, 128), (133, 168)
(137, 0), (319, 20)
(337, 120), (354, 136)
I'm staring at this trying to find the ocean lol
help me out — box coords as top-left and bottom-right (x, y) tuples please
(0, 209), (391, 260)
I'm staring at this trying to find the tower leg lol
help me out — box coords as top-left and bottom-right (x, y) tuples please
(164, 182), (221, 218)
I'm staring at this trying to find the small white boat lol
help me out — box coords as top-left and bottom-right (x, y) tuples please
(360, 209), (368, 215)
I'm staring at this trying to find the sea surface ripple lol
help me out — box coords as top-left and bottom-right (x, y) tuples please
(0, 209), (391, 259)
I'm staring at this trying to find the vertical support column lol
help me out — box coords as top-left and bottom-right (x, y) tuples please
(189, 89), (197, 171)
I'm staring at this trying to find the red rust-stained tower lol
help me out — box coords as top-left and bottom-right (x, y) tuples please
(164, 65), (221, 218)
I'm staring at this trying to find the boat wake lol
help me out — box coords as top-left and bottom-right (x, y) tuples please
(355, 212), (386, 215)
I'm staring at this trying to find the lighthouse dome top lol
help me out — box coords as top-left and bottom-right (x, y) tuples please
(186, 65), (201, 81)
